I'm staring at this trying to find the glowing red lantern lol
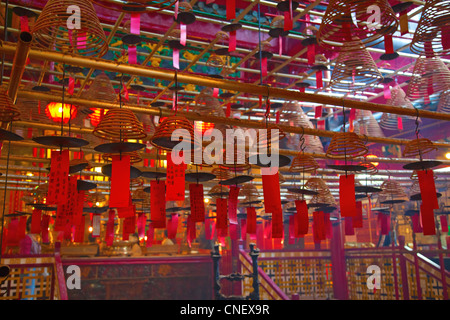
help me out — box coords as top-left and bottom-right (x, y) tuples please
(45, 102), (78, 124)
(366, 154), (379, 167)
(194, 121), (215, 135)
(89, 108), (108, 127)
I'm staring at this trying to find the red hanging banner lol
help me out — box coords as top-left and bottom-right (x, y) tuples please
(307, 44), (315, 66)
(137, 212), (146, 239)
(261, 170), (283, 238)
(166, 152), (186, 201)
(316, 70), (323, 89)
(344, 217), (355, 236)
(146, 224), (154, 247)
(440, 215), (449, 233)
(167, 213), (179, 239)
(74, 216), (85, 243)
(190, 183), (205, 223)
(294, 200), (309, 236)
(339, 174), (356, 217)
(123, 215), (136, 240)
(31, 209), (42, 234)
(313, 211), (326, 241)
(352, 201), (363, 228)
(41, 215), (50, 243)
(384, 34), (394, 54)
(226, 0), (235, 20)
(315, 105), (322, 119)
(380, 213), (390, 235)
(109, 155), (130, 208)
(246, 207), (257, 234)
(229, 31), (237, 52)
(411, 213), (423, 233)
(228, 186), (240, 224)
(106, 209), (116, 246)
(417, 170), (439, 210)
(442, 25), (450, 50)
(420, 203), (436, 236)
(150, 180), (166, 228)
(47, 150), (70, 205)
(216, 198), (228, 230)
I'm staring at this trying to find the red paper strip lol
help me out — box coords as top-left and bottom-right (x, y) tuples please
(190, 183), (205, 223)
(146, 224), (154, 247)
(344, 217), (355, 236)
(117, 200), (135, 219)
(279, 36), (282, 56)
(352, 201), (363, 228)
(261, 57), (267, 77)
(246, 207), (256, 234)
(411, 214), (422, 233)
(313, 211), (326, 241)
(109, 155), (130, 208)
(307, 44), (315, 65)
(19, 16), (29, 32)
(317, 119), (325, 130)
(68, 77), (75, 95)
(417, 170), (439, 210)
(383, 83), (391, 100)
(229, 31), (236, 52)
(106, 209), (116, 246)
(128, 46), (137, 64)
(130, 13), (141, 34)
(166, 152), (186, 201)
(226, 0), (236, 20)
(420, 203), (436, 236)
(276, 110), (280, 124)
(47, 150), (70, 205)
(283, 11), (293, 31)
(180, 23), (187, 46)
(315, 105), (322, 119)
(123, 215), (136, 240)
(339, 174), (356, 217)
(294, 200), (309, 236)
(17, 216), (27, 243)
(384, 34), (394, 54)
(229, 223), (239, 240)
(440, 215), (448, 233)
(240, 218), (247, 240)
(261, 171), (283, 238)
(137, 213), (146, 239)
(228, 186), (240, 224)
(226, 102), (231, 117)
(173, 48), (180, 69)
(41, 215), (50, 243)
(150, 180), (166, 228)
(74, 216), (85, 243)
(31, 209), (42, 234)
(380, 213), (390, 235)
(397, 116), (403, 130)
(216, 198), (228, 230)
(316, 70), (323, 89)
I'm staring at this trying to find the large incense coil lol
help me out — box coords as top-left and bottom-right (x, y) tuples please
(31, 0), (108, 57)
(437, 89), (450, 114)
(254, 124), (286, 151)
(130, 177), (145, 189)
(0, 86), (20, 123)
(329, 44), (383, 91)
(280, 101), (324, 154)
(150, 115), (201, 151)
(409, 180), (421, 196)
(102, 150), (142, 164)
(326, 132), (368, 159)
(85, 73), (117, 102)
(206, 53), (226, 68)
(279, 172), (286, 185)
(378, 179), (408, 203)
(309, 192), (337, 207)
(306, 177), (330, 193)
(381, 85), (419, 131)
(139, 114), (156, 138)
(132, 188), (147, 201)
(406, 56), (450, 102)
(352, 109), (385, 138)
(289, 154), (320, 173)
(93, 108), (147, 141)
(410, 170), (437, 180)
(358, 160), (378, 175)
(410, 0), (450, 58)
(212, 167), (234, 181)
(208, 184), (229, 199)
(221, 144), (251, 171)
(239, 183), (260, 203)
(86, 191), (106, 204)
(402, 138), (437, 158)
(317, 0), (398, 51)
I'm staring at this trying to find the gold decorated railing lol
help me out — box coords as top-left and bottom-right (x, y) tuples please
(240, 249), (332, 300)
(0, 254), (62, 300)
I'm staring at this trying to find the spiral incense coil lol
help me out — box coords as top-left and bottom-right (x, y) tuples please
(410, 0), (450, 57)
(352, 109), (385, 138)
(132, 188), (147, 201)
(358, 160), (378, 175)
(329, 44), (383, 91)
(102, 150), (142, 164)
(255, 124), (286, 152)
(220, 144), (251, 171)
(438, 90), (450, 114)
(150, 116), (201, 151)
(309, 191), (337, 207)
(93, 108), (147, 141)
(0, 86), (20, 123)
(406, 56), (450, 102)
(306, 177), (330, 193)
(85, 73), (117, 103)
(212, 167), (234, 181)
(409, 180), (421, 196)
(317, 0), (398, 51)
(130, 177), (145, 189)
(326, 132), (368, 159)
(31, 0), (108, 57)
(289, 154), (320, 173)
(381, 85), (418, 131)
(378, 179), (408, 203)
(410, 170), (437, 180)
(206, 53), (226, 68)
(86, 191), (106, 204)
(208, 184), (229, 199)
(239, 183), (260, 203)
(402, 138), (437, 158)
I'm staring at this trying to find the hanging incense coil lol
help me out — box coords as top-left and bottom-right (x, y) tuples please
(206, 53), (226, 68)
(410, 170), (438, 180)
(317, 0), (398, 51)
(378, 179), (408, 203)
(280, 101), (324, 154)
(352, 109), (385, 138)
(194, 87), (225, 118)
(221, 144), (251, 171)
(402, 138), (437, 158)
(132, 187), (147, 201)
(102, 150), (142, 164)
(410, 0), (450, 58)
(86, 191), (106, 204)
(255, 124), (286, 151)
(358, 160), (378, 175)
(437, 89), (450, 114)
(212, 167), (234, 181)
(85, 73), (117, 102)
(381, 85), (419, 131)
(138, 114), (156, 138)
(306, 177), (330, 194)
(309, 192), (337, 207)
(208, 184), (229, 199)
(329, 44), (383, 91)
(326, 132), (368, 159)
(289, 154), (320, 173)
(406, 56), (450, 102)
(130, 177), (145, 189)
(93, 108), (147, 141)
(0, 86), (20, 123)
(31, 0), (108, 57)
(150, 116), (201, 151)
(239, 183), (261, 204)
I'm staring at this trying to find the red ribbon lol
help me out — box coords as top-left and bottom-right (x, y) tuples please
(226, 102), (231, 117)
(150, 180), (167, 228)
(313, 211), (326, 241)
(339, 174), (356, 217)
(109, 155), (131, 208)
(397, 116), (403, 130)
(167, 213), (179, 239)
(380, 213), (390, 235)
(229, 31), (236, 52)
(352, 201), (363, 228)
(246, 207), (257, 234)
(307, 43), (315, 65)
(74, 216), (85, 243)
(383, 83), (391, 100)
(123, 215), (136, 240)
(228, 186), (240, 224)
(261, 171), (283, 238)
(173, 48), (180, 69)
(146, 224), (154, 247)
(411, 213), (423, 233)
(294, 200), (309, 236)
(216, 198), (228, 230)
(261, 57), (267, 77)
(344, 216), (355, 235)
(418, 170), (439, 210)
(190, 183), (205, 223)
(106, 209), (116, 246)
(324, 212), (332, 239)
(420, 203), (436, 236)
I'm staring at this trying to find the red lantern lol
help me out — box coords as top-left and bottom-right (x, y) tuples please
(194, 121), (215, 136)
(45, 102), (78, 124)
(89, 108), (107, 127)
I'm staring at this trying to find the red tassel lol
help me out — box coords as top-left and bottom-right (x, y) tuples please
(216, 198), (228, 230)
(150, 180), (166, 228)
(190, 183), (205, 223)
(246, 207), (257, 234)
(47, 150), (70, 205)
(352, 201), (363, 228)
(339, 174), (356, 217)
(294, 200), (309, 236)
(166, 152), (186, 201)
(109, 155), (130, 208)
